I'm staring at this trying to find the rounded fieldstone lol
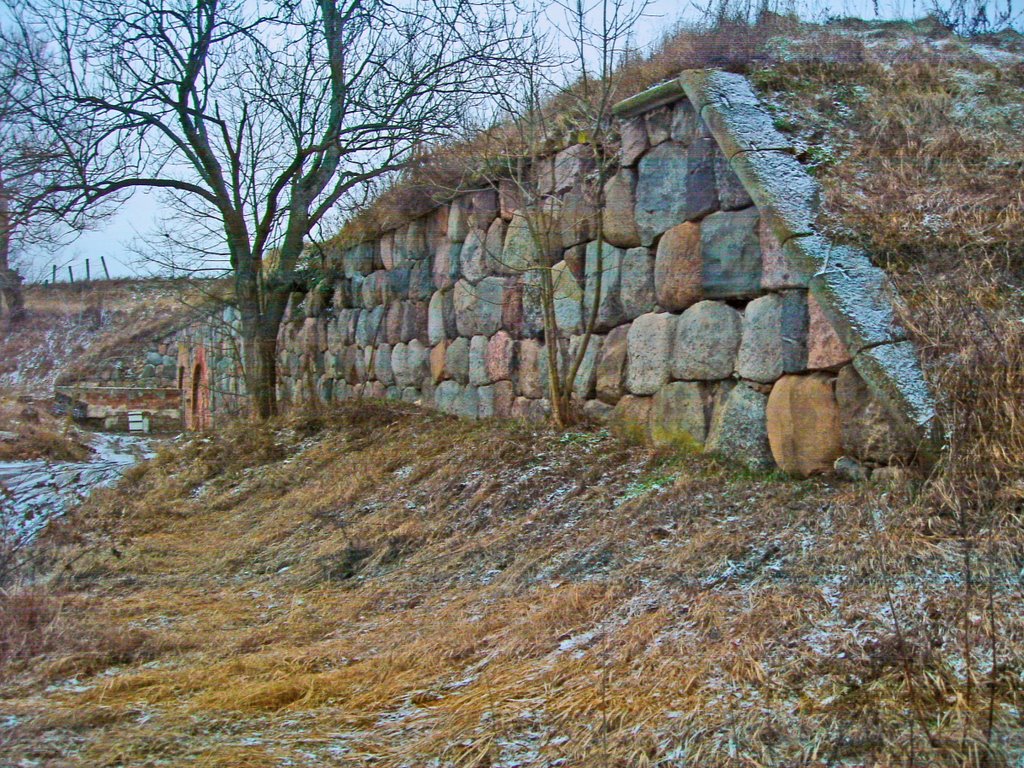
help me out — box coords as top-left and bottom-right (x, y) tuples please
(626, 312), (676, 396)
(705, 381), (774, 470)
(650, 381), (708, 450)
(619, 247), (656, 320)
(655, 222), (702, 311)
(701, 208), (762, 298)
(672, 300), (741, 381)
(469, 335), (491, 386)
(596, 323), (630, 404)
(602, 169), (641, 249)
(766, 373), (842, 477)
(445, 336), (470, 384)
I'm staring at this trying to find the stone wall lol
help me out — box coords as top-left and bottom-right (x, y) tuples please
(175, 305), (247, 430)
(205, 70), (942, 477)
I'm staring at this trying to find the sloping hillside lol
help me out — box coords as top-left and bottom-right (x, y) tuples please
(0, 401), (1020, 766)
(0, 279), (205, 394)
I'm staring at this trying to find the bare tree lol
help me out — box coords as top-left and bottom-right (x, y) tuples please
(469, 0), (649, 426)
(12, 0), (522, 418)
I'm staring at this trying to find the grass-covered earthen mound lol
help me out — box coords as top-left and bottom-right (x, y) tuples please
(1, 400), (1021, 766)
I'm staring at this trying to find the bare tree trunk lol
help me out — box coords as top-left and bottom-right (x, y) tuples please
(249, 332), (279, 420)
(0, 174), (23, 328)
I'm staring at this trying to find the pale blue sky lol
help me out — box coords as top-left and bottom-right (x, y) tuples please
(35, 0), (1016, 280)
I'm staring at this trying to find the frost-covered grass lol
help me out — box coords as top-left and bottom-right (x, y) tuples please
(0, 401), (1020, 767)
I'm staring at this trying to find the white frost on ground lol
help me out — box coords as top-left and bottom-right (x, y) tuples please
(0, 431), (156, 548)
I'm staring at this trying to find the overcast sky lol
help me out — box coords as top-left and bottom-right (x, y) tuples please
(34, 0), (1011, 281)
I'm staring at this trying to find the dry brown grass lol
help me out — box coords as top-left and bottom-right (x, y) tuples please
(0, 392), (90, 462)
(0, 400), (1020, 766)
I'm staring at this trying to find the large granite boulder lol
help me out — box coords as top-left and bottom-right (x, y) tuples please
(626, 312), (676, 396)
(706, 381), (773, 470)
(655, 222), (702, 311)
(701, 208), (762, 299)
(602, 169), (641, 249)
(453, 277), (505, 337)
(649, 381), (708, 450)
(584, 241), (625, 331)
(635, 141), (691, 245)
(672, 300), (742, 381)
(619, 247), (656, 320)
(766, 373), (842, 477)
(736, 292), (808, 383)
(596, 323), (630, 404)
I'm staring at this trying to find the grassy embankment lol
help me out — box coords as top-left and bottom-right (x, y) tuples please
(0, 400), (1021, 766)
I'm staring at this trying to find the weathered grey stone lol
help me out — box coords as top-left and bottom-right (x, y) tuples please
(736, 293), (808, 384)
(384, 385), (401, 401)
(435, 380), (462, 415)
(484, 218), (507, 275)
(516, 339), (546, 398)
(760, 217), (808, 290)
(619, 247), (656, 320)
(701, 208), (762, 299)
(355, 305), (385, 347)
(428, 289), (457, 345)
(559, 187), (599, 248)
(766, 373), (842, 477)
(502, 211), (561, 272)
(583, 399), (614, 422)
(654, 222), (702, 311)
(453, 277), (505, 337)
(602, 169), (641, 249)
(670, 99), (698, 143)
(568, 334), (603, 399)
(584, 241), (624, 332)
(552, 260), (583, 335)
(511, 396), (549, 422)
(729, 150), (820, 243)
(650, 381), (708, 449)
(384, 301), (404, 344)
(375, 344), (395, 386)
(433, 239), (461, 289)
(469, 189), (499, 229)
(796, 237), (907, 354)
(686, 137), (720, 222)
(678, 70), (780, 158)
(626, 312), (676, 396)
(469, 334), (491, 386)
(596, 324), (629, 404)
(553, 144), (594, 194)
(445, 336), (470, 384)
(700, 99), (792, 160)
(361, 270), (385, 307)
(454, 385), (480, 419)
(610, 395), (653, 443)
(501, 278), (525, 336)
(714, 150), (753, 210)
(384, 266), (411, 302)
(478, 380), (514, 419)
(448, 196), (472, 243)
(705, 381), (774, 470)
(851, 342), (942, 464)
(403, 218), (430, 261)
(343, 242), (375, 277)
(408, 261), (435, 301)
(645, 106), (672, 145)
(400, 301), (428, 344)
(520, 270), (545, 339)
(620, 117), (648, 165)
(636, 141), (692, 245)
(672, 300), (742, 380)
(460, 228), (489, 283)
(391, 340), (429, 389)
